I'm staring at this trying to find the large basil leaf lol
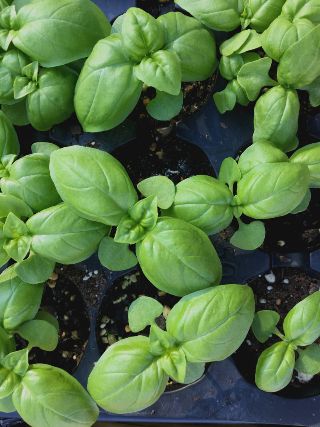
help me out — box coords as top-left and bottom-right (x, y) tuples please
(24, 66), (77, 131)
(241, 0), (286, 33)
(15, 253), (55, 284)
(13, 0), (111, 67)
(0, 110), (19, 158)
(262, 16), (314, 62)
(278, 24), (320, 88)
(158, 12), (217, 81)
(0, 265), (43, 331)
(175, 0), (242, 31)
(27, 203), (108, 264)
(0, 48), (29, 104)
(165, 176), (234, 235)
(136, 217), (222, 297)
(167, 285), (255, 362)
(50, 146), (138, 226)
(135, 50), (181, 96)
(283, 291), (320, 346)
(16, 319), (58, 351)
(282, 0), (320, 24)
(253, 86), (300, 152)
(122, 7), (164, 62)
(0, 194), (32, 220)
(238, 141), (289, 175)
(295, 344), (320, 375)
(1, 153), (61, 212)
(290, 143), (320, 188)
(237, 163), (310, 219)
(255, 342), (295, 392)
(0, 394), (15, 413)
(75, 34), (142, 132)
(88, 336), (168, 414)
(13, 364), (99, 427)
(0, 368), (19, 399)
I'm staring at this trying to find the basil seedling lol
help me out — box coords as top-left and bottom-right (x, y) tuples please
(88, 284), (255, 414)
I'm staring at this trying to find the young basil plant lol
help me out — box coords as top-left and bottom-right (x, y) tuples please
(253, 291), (320, 392)
(165, 140), (318, 250)
(75, 8), (217, 131)
(12, 61), (77, 130)
(88, 284), (255, 414)
(0, 0), (111, 67)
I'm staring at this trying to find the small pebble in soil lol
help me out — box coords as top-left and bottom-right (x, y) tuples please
(264, 272), (276, 284)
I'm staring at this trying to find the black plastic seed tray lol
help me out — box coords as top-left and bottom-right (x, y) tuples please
(2, 1), (320, 426)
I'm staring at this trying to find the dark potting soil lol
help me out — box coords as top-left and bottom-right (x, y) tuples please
(96, 270), (193, 391)
(262, 189), (320, 253)
(17, 268), (91, 374)
(299, 91), (320, 146)
(112, 133), (215, 186)
(234, 267), (320, 398)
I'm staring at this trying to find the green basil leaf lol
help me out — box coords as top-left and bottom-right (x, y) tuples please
(237, 163), (310, 219)
(75, 34), (143, 132)
(0, 48), (29, 104)
(4, 235), (31, 262)
(165, 176), (234, 235)
(3, 212), (28, 239)
(253, 86), (300, 152)
(230, 219), (265, 250)
(252, 310), (280, 343)
(255, 341), (295, 392)
(16, 319), (58, 351)
(13, 364), (99, 427)
(219, 54), (245, 80)
(175, 0), (242, 31)
(230, 79), (251, 106)
(290, 142), (320, 188)
(149, 324), (176, 356)
(135, 50), (182, 96)
(302, 75), (320, 107)
(167, 284), (255, 362)
(278, 24), (320, 88)
(0, 265), (43, 331)
(238, 141), (289, 175)
(290, 189), (311, 214)
(0, 368), (19, 399)
(0, 394), (15, 413)
(13, 0), (111, 67)
(0, 194), (32, 220)
(2, 348), (29, 376)
(115, 196), (158, 244)
(27, 203), (108, 264)
(296, 344), (320, 375)
(138, 175), (176, 210)
(35, 310), (59, 332)
(282, 0), (320, 25)
(160, 348), (187, 383)
(25, 67), (77, 131)
(50, 146), (138, 226)
(283, 291), (320, 346)
(0, 110), (19, 157)
(220, 30), (261, 56)
(218, 157), (242, 189)
(136, 217), (222, 296)
(1, 153), (61, 212)
(182, 362), (205, 384)
(122, 7), (164, 62)
(111, 14), (123, 34)
(15, 253), (55, 285)
(2, 99), (29, 126)
(98, 236), (137, 272)
(88, 336), (168, 414)
(213, 82), (238, 113)
(146, 90), (183, 121)
(237, 57), (274, 101)
(262, 16), (314, 62)
(14, 75), (36, 99)
(31, 142), (59, 156)
(242, 0), (286, 33)
(0, 326), (15, 360)
(128, 296), (163, 333)
(158, 12), (217, 81)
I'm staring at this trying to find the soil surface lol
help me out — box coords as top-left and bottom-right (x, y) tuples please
(112, 133), (215, 186)
(96, 269), (194, 391)
(299, 91), (320, 146)
(262, 189), (320, 253)
(234, 267), (320, 398)
(17, 267), (92, 374)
